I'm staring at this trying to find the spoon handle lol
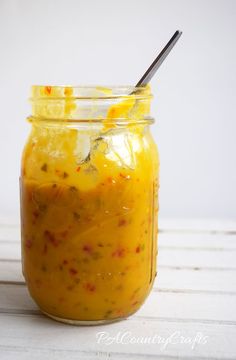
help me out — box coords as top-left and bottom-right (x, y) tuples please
(135, 30), (182, 87)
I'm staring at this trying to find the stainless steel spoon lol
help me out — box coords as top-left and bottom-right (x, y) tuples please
(134, 30), (182, 88)
(88, 31), (183, 162)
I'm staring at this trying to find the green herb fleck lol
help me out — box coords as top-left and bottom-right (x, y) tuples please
(116, 284), (123, 291)
(92, 251), (103, 260)
(104, 309), (113, 318)
(41, 264), (47, 272)
(41, 163), (48, 172)
(73, 212), (80, 220)
(70, 186), (78, 192)
(38, 204), (47, 212)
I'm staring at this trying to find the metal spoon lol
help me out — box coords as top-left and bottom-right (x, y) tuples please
(134, 30), (182, 89)
(87, 31), (183, 162)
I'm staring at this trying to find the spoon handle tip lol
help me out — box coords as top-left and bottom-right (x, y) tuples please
(135, 30), (183, 88)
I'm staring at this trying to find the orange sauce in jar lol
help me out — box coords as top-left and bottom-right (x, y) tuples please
(20, 85), (159, 324)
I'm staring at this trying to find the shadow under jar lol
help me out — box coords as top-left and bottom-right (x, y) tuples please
(20, 85), (159, 325)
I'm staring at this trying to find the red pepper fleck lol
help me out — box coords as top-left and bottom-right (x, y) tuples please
(69, 268), (78, 275)
(112, 248), (125, 258)
(44, 230), (60, 247)
(33, 211), (39, 218)
(118, 219), (127, 227)
(135, 246), (141, 253)
(61, 230), (68, 238)
(119, 173), (131, 180)
(45, 86), (52, 95)
(83, 244), (92, 254)
(25, 239), (32, 249)
(64, 87), (73, 96)
(116, 308), (124, 316)
(27, 192), (33, 202)
(76, 166), (81, 172)
(63, 259), (68, 265)
(84, 282), (96, 292)
(107, 176), (114, 183)
(67, 285), (74, 291)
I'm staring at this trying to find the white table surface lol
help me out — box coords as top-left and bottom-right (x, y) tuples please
(0, 219), (236, 359)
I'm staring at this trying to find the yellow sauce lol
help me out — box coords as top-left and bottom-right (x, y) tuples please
(20, 86), (159, 322)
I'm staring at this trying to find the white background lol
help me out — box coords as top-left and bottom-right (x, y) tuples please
(0, 0), (235, 221)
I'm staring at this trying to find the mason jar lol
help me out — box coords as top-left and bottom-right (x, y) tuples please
(20, 85), (159, 325)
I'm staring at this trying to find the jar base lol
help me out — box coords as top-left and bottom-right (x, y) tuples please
(42, 310), (125, 326)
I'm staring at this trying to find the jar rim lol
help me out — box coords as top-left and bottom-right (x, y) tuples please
(28, 115), (155, 126)
(30, 85), (153, 100)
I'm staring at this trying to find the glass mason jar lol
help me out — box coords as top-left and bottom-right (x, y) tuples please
(20, 85), (159, 325)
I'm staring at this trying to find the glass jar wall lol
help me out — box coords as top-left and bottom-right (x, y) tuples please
(20, 85), (159, 324)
